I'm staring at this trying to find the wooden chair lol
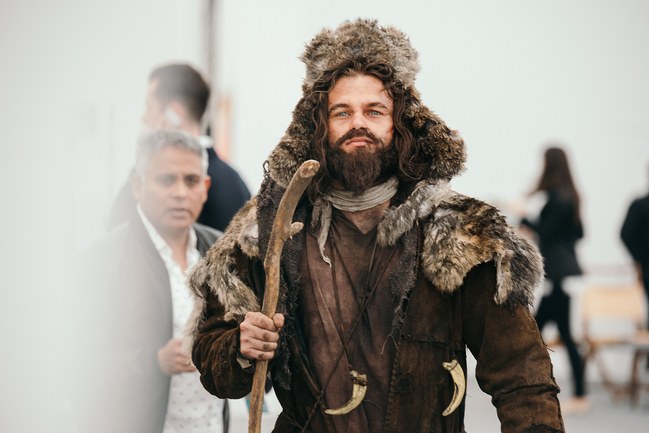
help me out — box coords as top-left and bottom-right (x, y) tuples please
(629, 329), (649, 406)
(580, 283), (647, 400)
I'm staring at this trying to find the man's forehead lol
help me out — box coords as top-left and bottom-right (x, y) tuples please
(327, 75), (393, 108)
(146, 147), (203, 171)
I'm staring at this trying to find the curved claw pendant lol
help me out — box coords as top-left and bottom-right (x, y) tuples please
(442, 359), (466, 416)
(324, 370), (368, 415)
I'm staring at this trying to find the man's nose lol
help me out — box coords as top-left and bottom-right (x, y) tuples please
(350, 112), (367, 129)
(171, 180), (189, 198)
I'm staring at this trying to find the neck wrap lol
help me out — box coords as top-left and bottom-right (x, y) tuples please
(311, 176), (399, 265)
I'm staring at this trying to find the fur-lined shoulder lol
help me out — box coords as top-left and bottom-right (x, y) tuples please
(424, 194), (543, 306)
(183, 198), (261, 353)
(378, 185), (543, 306)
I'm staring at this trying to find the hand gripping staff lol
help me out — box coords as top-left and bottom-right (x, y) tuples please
(248, 160), (320, 433)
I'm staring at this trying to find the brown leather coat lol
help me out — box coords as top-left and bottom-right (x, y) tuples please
(188, 178), (565, 433)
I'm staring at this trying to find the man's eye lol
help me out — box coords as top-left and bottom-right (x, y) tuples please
(157, 175), (175, 186)
(368, 110), (382, 116)
(185, 176), (201, 186)
(332, 111), (349, 118)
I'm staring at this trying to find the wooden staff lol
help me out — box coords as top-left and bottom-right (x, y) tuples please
(249, 159), (320, 433)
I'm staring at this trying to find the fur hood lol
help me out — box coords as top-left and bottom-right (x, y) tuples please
(185, 19), (544, 357)
(267, 18), (466, 189)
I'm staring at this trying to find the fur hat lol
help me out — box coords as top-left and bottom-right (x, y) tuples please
(267, 18), (466, 189)
(301, 18), (420, 92)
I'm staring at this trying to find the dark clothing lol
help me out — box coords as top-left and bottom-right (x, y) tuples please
(197, 147), (251, 231)
(535, 280), (586, 396)
(75, 216), (225, 433)
(621, 192), (649, 327)
(107, 149), (250, 232)
(521, 189), (583, 281)
(521, 188), (585, 397)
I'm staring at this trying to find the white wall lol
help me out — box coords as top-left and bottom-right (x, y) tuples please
(217, 0), (649, 271)
(0, 1), (207, 431)
(1, 1), (647, 431)
(4, 0), (644, 266)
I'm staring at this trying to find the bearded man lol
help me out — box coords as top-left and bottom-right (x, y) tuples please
(186, 19), (565, 433)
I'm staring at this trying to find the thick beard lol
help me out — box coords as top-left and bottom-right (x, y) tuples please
(326, 132), (398, 194)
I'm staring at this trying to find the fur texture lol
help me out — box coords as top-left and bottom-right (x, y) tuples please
(301, 19), (420, 92)
(185, 19), (544, 353)
(183, 199), (260, 353)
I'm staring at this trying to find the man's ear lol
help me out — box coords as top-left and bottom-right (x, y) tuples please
(130, 171), (142, 201)
(202, 175), (212, 200)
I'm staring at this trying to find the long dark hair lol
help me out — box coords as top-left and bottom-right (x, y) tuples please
(306, 60), (427, 200)
(532, 146), (582, 224)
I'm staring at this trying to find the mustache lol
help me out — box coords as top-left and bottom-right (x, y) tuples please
(333, 128), (382, 148)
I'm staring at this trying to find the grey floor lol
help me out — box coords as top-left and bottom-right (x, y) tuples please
(229, 347), (649, 432)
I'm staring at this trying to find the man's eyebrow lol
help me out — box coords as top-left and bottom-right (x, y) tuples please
(328, 103), (350, 113)
(367, 102), (390, 110)
(328, 101), (391, 113)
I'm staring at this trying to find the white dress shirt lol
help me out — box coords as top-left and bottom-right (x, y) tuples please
(138, 207), (224, 433)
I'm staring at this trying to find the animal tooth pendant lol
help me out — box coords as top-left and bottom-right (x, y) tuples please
(442, 360), (466, 416)
(325, 370), (368, 415)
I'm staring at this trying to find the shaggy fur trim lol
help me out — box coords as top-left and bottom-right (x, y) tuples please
(377, 179), (452, 246)
(387, 225), (419, 334)
(183, 199), (261, 353)
(377, 181), (543, 306)
(301, 19), (420, 91)
(417, 193), (544, 305)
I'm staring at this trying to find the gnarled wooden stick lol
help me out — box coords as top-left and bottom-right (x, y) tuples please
(249, 159), (320, 433)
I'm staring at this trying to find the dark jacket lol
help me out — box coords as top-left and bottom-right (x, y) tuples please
(621, 193), (649, 270)
(521, 189), (583, 281)
(75, 216), (223, 433)
(197, 147), (252, 232)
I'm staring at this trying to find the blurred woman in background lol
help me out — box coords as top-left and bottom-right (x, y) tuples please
(521, 146), (590, 414)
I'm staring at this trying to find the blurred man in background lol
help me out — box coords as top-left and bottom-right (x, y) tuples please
(108, 63), (250, 232)
(77, 130), (227, 433)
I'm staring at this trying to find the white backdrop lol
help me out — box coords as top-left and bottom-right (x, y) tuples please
(0, 1), (207, 431)
(3, 0), (645, 265)
(1, 1), (648, 431)
(216, 0), (649, 270)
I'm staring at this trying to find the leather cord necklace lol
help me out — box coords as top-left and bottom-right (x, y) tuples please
(331, 235), (379, 371)
(300, 225), (396, 431)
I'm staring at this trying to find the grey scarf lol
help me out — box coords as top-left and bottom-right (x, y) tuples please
(311, 177), (399, 265)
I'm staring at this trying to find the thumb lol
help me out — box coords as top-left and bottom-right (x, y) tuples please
(273, 313), (285, 330)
